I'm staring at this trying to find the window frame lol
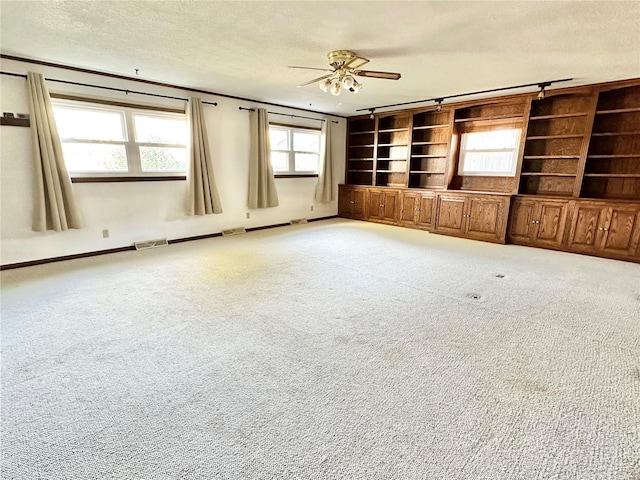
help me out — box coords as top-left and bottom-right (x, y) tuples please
(51, 96), (188, 181)
(269, 123), (321, 177)
(456, 121), (522, 177)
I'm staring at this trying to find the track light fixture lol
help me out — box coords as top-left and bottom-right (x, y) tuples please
(435, 98), (443, 112)
(369, 108), (376, 119)
(536, 82), (551, 100)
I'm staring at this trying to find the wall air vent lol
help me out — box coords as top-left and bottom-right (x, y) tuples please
(221, 227), (247, 236)
(134, 238), (169, 250)
(290, 218), (308, 225)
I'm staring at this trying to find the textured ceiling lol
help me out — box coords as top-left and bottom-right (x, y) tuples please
(1, 1), (639, 116)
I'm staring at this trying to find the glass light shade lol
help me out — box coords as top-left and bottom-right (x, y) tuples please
(330, 80), (341, 96)
(351, 81), (362, 94)
(319, 78), (331, 93)
(341, 75), (355, 89)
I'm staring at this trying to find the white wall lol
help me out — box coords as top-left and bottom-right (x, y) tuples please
(0, 59), (346, 265)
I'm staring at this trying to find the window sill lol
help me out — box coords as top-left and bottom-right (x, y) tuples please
(274, 174), (319, 179)
(71, 175), (186, 183)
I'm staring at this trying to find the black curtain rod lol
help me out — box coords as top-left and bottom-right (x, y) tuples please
(239, 107), (339, 123)
(0, 71), (218, 106)
(356, 78), (574, 112)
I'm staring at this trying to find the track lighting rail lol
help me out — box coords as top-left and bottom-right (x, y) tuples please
(357, 78), (574, 115)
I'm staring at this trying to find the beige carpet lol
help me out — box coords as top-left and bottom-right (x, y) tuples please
(2, 219), (639, 479)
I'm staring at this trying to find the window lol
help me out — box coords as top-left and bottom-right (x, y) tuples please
(52, 99), (188, 177)
(458, 128), (521, 176)
(269, 125), (321, 175)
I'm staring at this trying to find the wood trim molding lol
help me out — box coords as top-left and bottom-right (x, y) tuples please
(0, 216), (339, 270)
(71, 176), (187, 183)
(274, 174), (319, 179)
(1, 117), (30, 127)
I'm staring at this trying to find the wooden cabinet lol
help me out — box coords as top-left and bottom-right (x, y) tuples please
(434, 192), (511, 243)
(367, 188), (400, 224)
(567, 200), (640, 260)
(508, 197), (569, 248)
(338, 184), (366, 220)
(399, 190), (435, 230)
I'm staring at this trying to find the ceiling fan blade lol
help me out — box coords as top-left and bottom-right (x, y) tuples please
(297, 74), (332, 87)
(344, 56), (369, 70)
(354, 70), (402, 80)
(289, 66), (333, 72)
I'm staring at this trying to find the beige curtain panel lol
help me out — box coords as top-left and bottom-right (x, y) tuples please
(186, 97), (223, 215)
(315, 120), (335, 202)
(27, 72), (83, 232)
(248, 108), (279, 209)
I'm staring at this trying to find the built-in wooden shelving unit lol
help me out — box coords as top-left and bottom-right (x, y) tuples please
(375, 114), (411, 188)
(582, 85), (640, 200)
(408, 109), (452, 189)
(518, 92), (596, 197)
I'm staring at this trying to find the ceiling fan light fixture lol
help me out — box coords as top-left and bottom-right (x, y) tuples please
(319, 78), (331, 93)
(342, 75), (355, 89)
(350, 80), (362, 94)
(330, 79), (342, 96)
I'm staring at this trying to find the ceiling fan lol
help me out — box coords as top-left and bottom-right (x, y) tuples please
(289, 50), (401, 96)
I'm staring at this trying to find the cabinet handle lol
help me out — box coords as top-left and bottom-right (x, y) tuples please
(380, 204), (384, 207)
(532, 220), (540, 224)
(599, 227), (609, 231)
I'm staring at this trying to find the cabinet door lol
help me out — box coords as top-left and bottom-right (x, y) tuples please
(435, 195), (466, 234)
(351, 187), (366, 219)
(399, 191), (419, 226)
(466, 196), (507, 243)
(601, 206), (640, 257)
(508, 198), (536, 244)
(416, 193), (435, 230)
(338, 186), (355, 218)
(567, 205), (607, 253)
(367, 189), (384, 221)
(534, 201), (569, 248)
(381, 191), (400, 223)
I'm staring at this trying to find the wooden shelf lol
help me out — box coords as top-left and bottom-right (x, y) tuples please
(591, 132), (640, 137)
(526, 134), (584, 140)
(412, 141), (448, 145)
(413, 124), (449, 130)
(596, 107), (640, 114)
(349, 144), (375, 148)
(377, 143), (408, 147)
(529, 112), (588, 120)
(410, 170), (445, 174)
(348, 158), (374, 161)
(349, 130), (375, 135)
(454, 114), (523, 123)
(411, 154), (446, 159)
(521, 173), (577, 177)
(348, 169), (374, 173)
(523, 155), (580, 160)
(376, 170), (407, 174)
(588, 154), (640, 159)
(584, 173), (640, 178)
(378, 127), (409, 133)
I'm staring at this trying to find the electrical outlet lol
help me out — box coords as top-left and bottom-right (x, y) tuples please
(310, 205), (314, 211)
(102, 229), (109, 238)
(245, 212), (250, 219)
